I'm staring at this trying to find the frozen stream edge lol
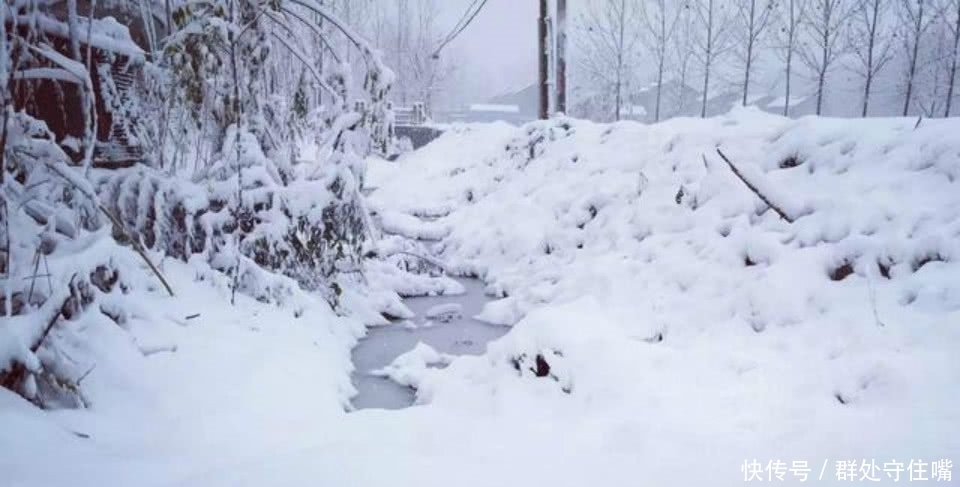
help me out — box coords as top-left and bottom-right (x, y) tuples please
(350, 277), (509, 410)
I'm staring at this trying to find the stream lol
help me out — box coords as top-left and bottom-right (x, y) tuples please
(350, 277), (509, 410)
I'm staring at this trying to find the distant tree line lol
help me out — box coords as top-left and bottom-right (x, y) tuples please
(572, 0), (960, 121)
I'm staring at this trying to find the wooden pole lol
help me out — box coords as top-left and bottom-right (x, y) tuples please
(556, 0), (567, 115)
(538, 0), (549, 120)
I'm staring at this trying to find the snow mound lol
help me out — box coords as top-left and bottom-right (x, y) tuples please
(368, 109), (960, 461)
(371, 342), (453, 394)
(425, 303), (463, 322)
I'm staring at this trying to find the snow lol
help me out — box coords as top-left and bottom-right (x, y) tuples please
(424, 303), (462, 322)
(4, 109), (960, 486)
(469, 103), (521, 113)
(25, 14), (146, 61)
(376, 208), (450, 241)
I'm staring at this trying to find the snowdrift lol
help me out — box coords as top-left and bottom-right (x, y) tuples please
(368, 108), (960, 465)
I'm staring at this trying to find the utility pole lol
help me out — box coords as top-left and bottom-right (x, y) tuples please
(538, 0), (549, 119)
(556, 0), (567, 115)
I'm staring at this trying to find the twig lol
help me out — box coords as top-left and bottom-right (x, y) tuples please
(31, 275), (75, 353)
(140, 344), (178, 356)
(867, 276), (886, 328)
(76, 363), (96, 385)
(914, 116), (923, 130)
(98, 205), (175, 296)
(714, 149), (794, 223)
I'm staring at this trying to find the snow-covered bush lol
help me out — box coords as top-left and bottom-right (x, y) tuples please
(1, 0), (392, 407)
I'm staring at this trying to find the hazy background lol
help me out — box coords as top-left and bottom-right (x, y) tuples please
(433, 0), (539, 105)
(352, 0), (960, 122)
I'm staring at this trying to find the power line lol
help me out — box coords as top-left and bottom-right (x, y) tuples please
(432, 0), (490, 58)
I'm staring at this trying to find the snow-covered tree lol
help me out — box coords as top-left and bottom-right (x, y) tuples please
(2, 0), (394, 406)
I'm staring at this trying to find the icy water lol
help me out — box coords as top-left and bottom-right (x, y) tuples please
(350, 277), (509, 410)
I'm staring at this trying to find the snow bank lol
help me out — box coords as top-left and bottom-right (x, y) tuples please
(0, 251), (364, 485)
(364, 108), (960, 471)
(6, 109), (959, 487)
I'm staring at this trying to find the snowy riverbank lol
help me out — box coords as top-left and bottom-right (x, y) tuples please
(4, 110), (959, 486)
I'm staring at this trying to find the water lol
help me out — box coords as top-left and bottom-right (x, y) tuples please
(350, 277), (509, 410)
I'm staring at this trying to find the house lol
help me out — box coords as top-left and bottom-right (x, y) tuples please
(6, 1), (149, 168)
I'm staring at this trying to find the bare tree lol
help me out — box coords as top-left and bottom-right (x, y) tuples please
(775, 0), (807, 116)
(911, 8), (956, 116)
(691, 0), (736, 118)
(405, 0), (454, 113)
(898, 0), (938, 115)
(639, 0), (684, 121)
(671, 7), (698, 116)
(849, 0), (896, 116)
(733, 0), (775, 106)
(799, 0), (853, 115)
(943, 0), (960, 116)
(574, 0), (644, 121)
(395, 0), (411, 104)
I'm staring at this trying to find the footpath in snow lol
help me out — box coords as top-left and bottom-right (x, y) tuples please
(3, 109), (959, 486)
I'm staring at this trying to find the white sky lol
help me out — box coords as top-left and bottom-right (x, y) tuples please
(437, 0), (539, 101)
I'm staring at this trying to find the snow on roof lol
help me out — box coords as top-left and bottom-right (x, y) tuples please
(22, 13), (145, 61)
(469, 104), (521, 113)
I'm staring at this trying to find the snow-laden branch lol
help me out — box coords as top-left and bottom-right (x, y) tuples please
(28, 44), (97, 175)
(285, 0), (395, 86)
(263, 22), (338, 97)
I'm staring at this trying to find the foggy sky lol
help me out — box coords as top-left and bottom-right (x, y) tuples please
(438, 0), (539, 101)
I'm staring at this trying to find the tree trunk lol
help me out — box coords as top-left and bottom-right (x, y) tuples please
(784, 49), (792, 116)
(862, 0), (879, 117)
(619, 0), (626, 120)
(538, 0), (549, 120)
(557, 0), (567, 114)
(701, 0), (714, 118)
(945, 2), (960, 117)
(903, 0), (924, 117)
(783, 0), (796, 117)
(742, 0), (756, 106)
(655, 51), (665, 121)
(816, 24), (828, 116)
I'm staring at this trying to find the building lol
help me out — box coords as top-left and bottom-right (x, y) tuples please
(6, 1), (148, 167)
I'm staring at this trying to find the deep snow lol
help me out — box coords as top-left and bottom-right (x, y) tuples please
(3, 109), (959, 486)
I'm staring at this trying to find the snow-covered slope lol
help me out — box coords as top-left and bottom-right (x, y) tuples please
(0, 254), (365, 486)
(365, 108), (960, 472)
(4, 110), (958, 486)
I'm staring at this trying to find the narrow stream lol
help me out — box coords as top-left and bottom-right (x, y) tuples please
(350, 277), (509, 410)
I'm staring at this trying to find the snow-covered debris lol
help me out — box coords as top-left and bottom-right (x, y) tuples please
(371, 342), (453, 392)
(376, 209), (450, 241)
(425, 303), (463, 323)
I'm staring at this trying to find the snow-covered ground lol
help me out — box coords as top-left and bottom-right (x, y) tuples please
(4, 109), (959, 486)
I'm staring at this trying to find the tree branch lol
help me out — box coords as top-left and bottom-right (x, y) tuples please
(715, 148), (794, 223)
